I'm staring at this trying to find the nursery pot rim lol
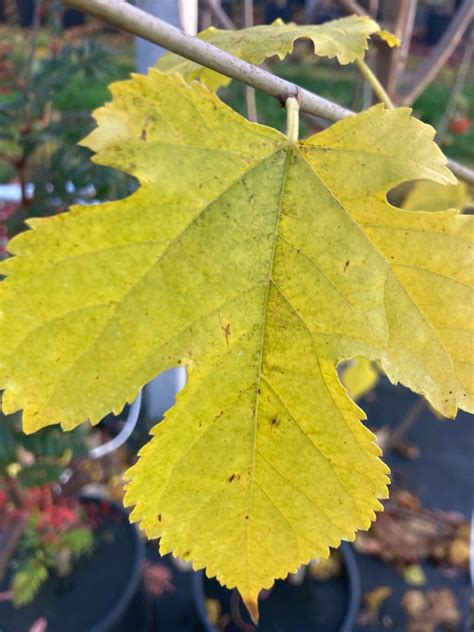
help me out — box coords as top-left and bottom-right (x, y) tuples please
(192, 541), (361, 632)
(0, 494), (144, 632)
(81, 494), (145, 632)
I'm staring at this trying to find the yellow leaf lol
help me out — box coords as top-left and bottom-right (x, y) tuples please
(156, 15), (397, 90)
(341, 358), (379, 400)
(404, 564), (427, 586)
(377, 30), (401, 48)
(0, 72), (472, 619)
(402, 180), (470, 213)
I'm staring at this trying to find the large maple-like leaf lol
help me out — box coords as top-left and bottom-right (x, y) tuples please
(156, 15), (399, 90)
(1, 71), (473, 618)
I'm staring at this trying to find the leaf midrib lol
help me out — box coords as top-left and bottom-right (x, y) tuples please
(19, 144), (287, 425)
(244, 147), (291, 589)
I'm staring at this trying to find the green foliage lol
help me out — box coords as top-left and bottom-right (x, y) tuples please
(61, 527), (94, 556)
(0, 408), (88, 486)
(18, 425), (88, 461)
(11, 556), (48, 607)
(17, 463), (66, 488)
(0, 27), (136, 238)
(413, 80), (474, 165)
(0, 419), (17, 469)
(9, 500), (94, 606)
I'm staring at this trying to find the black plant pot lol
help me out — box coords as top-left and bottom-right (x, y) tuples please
(15, 0), (85, 28)
(16, 0), (34, 27)
(193, 541), (361, 632)
(425, 10), (452, 46)
(63, 9), (86, 29)
(0, 498), (144, 632)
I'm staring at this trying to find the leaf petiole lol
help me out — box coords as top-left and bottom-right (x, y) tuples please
(286, 96), (300, 144)
(355, 58), (395, 109)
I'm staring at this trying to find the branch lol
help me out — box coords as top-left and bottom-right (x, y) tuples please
(62, 0), (474, 185)
(398, 0), (474, 105)
(395, 0), (417, 77)
(206, 0), (235, 30)
(22, 0), (43, 93)
(445, 157), (474, 186)
(243, 0), (258, 122)
(376, 0), (417, 98)
(62, 0), (350, 121)
(0, 516), (27, 583)
(386, 397), (425, 452)
(435, 27), (473, 143)
(206, 0), (258, 122)
(333, 0), (367, 17)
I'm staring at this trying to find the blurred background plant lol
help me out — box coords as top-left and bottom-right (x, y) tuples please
(0, 485), (93, 606)
(0, 0), (137, 259)
(0, 407), (92, 607)
(0, 400), (138, 616)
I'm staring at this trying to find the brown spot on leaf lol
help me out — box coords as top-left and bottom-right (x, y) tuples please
(222, 323), (231, 347)
(140, 114), (152, 141)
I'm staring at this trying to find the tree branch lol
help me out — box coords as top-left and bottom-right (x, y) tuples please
(61, 0), (474, 185)
(333, 0), (367, 18)
(243, 0), (258, 122)
(395, 0), (417, 78)
(61, 0), (350, 121)
(435, 27), (473, 143)
(376, 0), (417, 99)
(398, 0), (474, 105)
(206, 0), (235, 30)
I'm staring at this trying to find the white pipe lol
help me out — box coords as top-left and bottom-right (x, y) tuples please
(179, 0), (198, 35)
(89, 391), (142, 459)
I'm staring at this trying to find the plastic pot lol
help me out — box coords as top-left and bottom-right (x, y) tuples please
(193, 541), (361, 632)
(426, 10), (452, 46)
(0, 497), (144, 632)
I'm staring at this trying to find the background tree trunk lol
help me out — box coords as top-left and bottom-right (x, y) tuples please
(134, 0), (181, 73)
(134, 0), (192, 418)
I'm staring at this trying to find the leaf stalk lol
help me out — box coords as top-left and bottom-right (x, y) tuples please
(61, 0), (474, 185)
(286, 97), (300, 145)
(355, 58), (395, 109)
